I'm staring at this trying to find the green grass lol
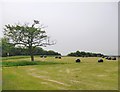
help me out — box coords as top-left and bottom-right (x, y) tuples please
(2, 56), (30, 61)
(2, 56), (118, 90)
(2, 61), (66, 67)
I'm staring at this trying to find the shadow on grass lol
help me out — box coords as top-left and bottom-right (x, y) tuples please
(2, 61), (69, 67)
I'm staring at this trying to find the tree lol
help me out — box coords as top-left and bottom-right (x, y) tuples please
(0, 37), (15, 57)
(47, 50), (61, 55)
(4, 20), (55, 61)
(76, 51), (81, 56)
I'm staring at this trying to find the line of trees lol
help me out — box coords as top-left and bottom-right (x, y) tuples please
(1, 37), (104, 57)
(67, 50), (104, 57)
(0, 37), (61, 57)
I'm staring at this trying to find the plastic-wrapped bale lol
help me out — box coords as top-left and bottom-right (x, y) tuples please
(98, 59), (103, 63)
(55, 56), (58, 59)
(76, 59), (81, 63)
(107, 57), (111, 60)
(59, 57), (61, 59)
(105, 57), (108, 59)
(111, 57), (116, 60)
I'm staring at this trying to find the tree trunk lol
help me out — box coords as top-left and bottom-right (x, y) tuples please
(29, 47), (34, 61)
(31, 54), (34, 61)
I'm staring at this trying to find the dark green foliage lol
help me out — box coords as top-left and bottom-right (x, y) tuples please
(2, 61), (38, 67)
(43, 50), (61, 56)
(0, 37), (15, 56)
(2, 61), (66, 67)
(2, 56), (30, 60)
(67, 50), (104, 57)
(1, 40), (61, 57)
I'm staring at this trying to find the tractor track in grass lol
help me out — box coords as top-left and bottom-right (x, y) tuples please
(27, 68), (71, 87)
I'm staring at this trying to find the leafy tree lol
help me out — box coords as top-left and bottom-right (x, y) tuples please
(34, 47), (45, 55)
(46, 50), (61, 55)
(13, 47), (28, 56)
(0, 37), (15, 57)
(4, 20), (55, 61)
(76, 51), (81, 56)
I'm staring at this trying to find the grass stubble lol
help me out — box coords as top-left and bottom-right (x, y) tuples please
(2, 56), (118, 90)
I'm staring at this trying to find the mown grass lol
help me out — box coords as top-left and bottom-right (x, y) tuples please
(2, 56), (118, 90)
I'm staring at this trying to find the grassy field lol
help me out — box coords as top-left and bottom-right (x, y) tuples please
(2, 56), (118, 90)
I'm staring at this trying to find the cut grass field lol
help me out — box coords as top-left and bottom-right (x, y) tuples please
(2, 56), (118, 90)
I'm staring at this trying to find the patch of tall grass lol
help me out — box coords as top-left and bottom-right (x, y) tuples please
(2, 61), (67, 67)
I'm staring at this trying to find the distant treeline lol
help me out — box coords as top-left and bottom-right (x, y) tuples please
(67, 50), (104, 57)
(1, 38), (104, 57)
(1, 39), (61, 57)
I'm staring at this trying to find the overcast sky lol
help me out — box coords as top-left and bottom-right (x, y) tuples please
(0, 0), (118, 55)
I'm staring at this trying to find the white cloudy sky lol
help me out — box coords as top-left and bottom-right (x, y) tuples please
(0, 0), (118, 55)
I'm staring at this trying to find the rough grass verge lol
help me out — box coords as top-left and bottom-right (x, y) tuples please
(2, 61), (67, 67)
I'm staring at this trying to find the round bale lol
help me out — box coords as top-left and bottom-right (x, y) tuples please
(98, 59), (103, 63)
(55, 56), (58, 59)
(76, 59), (81, 63)
(107, 57), (111, 60)
(59, 57), (61, 59)
(111, 57), (116, 60)
(105, 57), (108, 59)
